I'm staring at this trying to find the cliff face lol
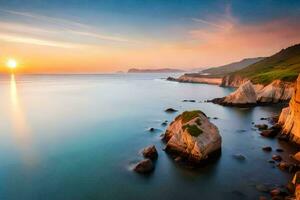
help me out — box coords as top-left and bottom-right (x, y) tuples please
(163, 110), (221, 163)
(279, 75), (300, 143)
(212, 79), (294, 106)
(257, 80), (295, 103)
(223, 81), (257, 105)
(220, 74), (248, 87)
(167, 74), (222, 85)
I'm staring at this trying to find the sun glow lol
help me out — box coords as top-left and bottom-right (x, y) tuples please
(6, 59), (17, 69)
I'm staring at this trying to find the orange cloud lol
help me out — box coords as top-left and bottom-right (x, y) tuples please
(185, 17), (300, 66)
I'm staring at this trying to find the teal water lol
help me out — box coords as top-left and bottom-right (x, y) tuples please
(0, 73), (298, 200)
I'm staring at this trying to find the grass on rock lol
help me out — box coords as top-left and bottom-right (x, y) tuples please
(182, 124), (203, 137)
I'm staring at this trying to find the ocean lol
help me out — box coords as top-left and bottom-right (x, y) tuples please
(0, 73), (297, 200)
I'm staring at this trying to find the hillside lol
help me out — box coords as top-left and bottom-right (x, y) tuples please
(232, 44), (300, 84)
(202, 57), (264, 76)
(128, 68), (184, 73)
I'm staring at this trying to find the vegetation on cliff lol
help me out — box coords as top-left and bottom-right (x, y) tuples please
(231, 44), (300, 84)
(202, 57), (264, 76)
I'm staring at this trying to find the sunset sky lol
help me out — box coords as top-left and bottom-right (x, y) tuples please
(1, 0), (300, 73)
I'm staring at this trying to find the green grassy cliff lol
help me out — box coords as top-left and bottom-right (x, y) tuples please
(231, 44), (300, 84)
(202, 57), (264, 76)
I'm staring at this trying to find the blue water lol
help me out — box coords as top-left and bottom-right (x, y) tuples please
(0, 73), (298, 200)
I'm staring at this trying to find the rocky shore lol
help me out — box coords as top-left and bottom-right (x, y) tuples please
(210, 79), (294, 107)
(167, 74), (222, 85)
(134, 73), (300, 199)
(168, 72), (294, 107)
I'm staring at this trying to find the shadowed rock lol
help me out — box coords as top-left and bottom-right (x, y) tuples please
(134, 159), (154, 174)
(165, 108), (178, 113)
(262, 146), (272, 152)
(142, 145), (158, 160)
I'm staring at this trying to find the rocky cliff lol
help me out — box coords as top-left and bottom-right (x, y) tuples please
(167, 74), (222, 85)
(162, 110), (222, 164)
(220, 74), (249, 87)
(212, 79), (294, 106)
(212, 81), (257, 106)
(257, 80), (294, 103)
(279, 75), (300, 144)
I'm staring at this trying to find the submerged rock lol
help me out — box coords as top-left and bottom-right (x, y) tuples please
(233, 154), (246, 161)
(165, 108), (178, 113)
(260, 129), (277, 137)
(162, 110), (221, 164)
(256, 184), (271, 193)
(236, 129), (247, 133)
(262, 146), (272, 152)
(272, 155), (282, 162)
(161, 121), (168, 126)
(276, 148), (284, 152)
(148, 128), (155, 132)
(255, 124), (268, 130)
(134, 159), (154, 174)
(183, 99), (196, 102)
(142, 145), (158, 160)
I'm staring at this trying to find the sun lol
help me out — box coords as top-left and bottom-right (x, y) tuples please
(6, 59), (18, 69)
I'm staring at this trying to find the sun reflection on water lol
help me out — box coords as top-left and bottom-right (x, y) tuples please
(10, 74), (36, 165)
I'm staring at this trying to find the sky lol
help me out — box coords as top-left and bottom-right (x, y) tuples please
(0, 0), (300, 73)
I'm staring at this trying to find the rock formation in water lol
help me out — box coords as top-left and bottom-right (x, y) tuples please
(142, 145), (158, 160)
(212, 81), (257, 106)
(257, 80), (294, 103)
(134, 159), (154, 173)
(211, 79), (294, 106)
(162, 110), (221, 164)
(278, 74), (300, 144)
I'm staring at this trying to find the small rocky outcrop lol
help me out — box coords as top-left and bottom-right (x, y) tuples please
(165, 108), (178, 113)
(142, 145), (158, 160)
(255, 124), (268, 130)
(262, 146), (272, 152)
(162, 110), (222, 164)
(134, 159), (154, 174)
(278, 74), (300, 144)
(272, 155), (282, 162)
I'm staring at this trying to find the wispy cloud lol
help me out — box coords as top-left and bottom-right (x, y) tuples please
(191, 18), (226, 29)
(68, 31), (136, 43)
(0, 9), (90, 29)
(0, 9), (136, 48)
(0, 21), (56, 34)
(0, 33), (81, 48)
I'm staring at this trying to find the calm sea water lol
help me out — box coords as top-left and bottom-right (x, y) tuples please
(0, 73), (298, 200)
